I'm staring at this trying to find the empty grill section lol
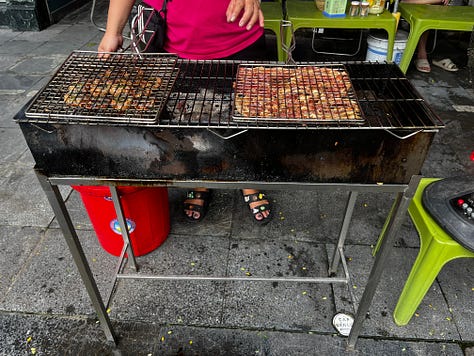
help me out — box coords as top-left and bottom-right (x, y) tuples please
(162, 60), (235, 127)
(24, 51), (178, 125)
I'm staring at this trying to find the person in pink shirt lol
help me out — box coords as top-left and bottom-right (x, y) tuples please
(98, 0), (273, 224)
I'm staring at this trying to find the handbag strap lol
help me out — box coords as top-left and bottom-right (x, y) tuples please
(160, 0), (168, 18)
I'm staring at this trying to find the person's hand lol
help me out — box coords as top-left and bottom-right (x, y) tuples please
(98, 32), (124, 58)
(226, 0), (264, 30)
(440, 0), (450, 5)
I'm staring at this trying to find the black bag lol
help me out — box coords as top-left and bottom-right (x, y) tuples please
(134, 0), (168, 53)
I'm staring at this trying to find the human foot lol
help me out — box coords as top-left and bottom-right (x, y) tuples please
(414, 58), (431, 73)
(432, 58), (459, 72)
(183, 189), (211, 222)
(242, 189), (272, 225)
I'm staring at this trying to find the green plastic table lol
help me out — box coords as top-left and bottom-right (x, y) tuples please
(398, 3), (474, 73)
(284, 1), (397, 62)
(262, 1), (286, 61)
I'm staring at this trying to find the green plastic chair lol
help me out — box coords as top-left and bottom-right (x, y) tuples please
(393, 178), (474, 326)
(284, 0), (397, 63)
(261, 1), (286, 62)
(397, 3), (474, 74)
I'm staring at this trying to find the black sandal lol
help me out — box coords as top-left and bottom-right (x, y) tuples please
(243, 192), (272, 225)
(183, 190), (212, 222)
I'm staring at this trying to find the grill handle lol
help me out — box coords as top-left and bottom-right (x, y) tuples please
(384, 129), (423, 140)
(207, 128), (249, 140)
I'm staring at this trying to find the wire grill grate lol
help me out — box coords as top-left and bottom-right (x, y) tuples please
(161, 60), (443, 130)
(20, 57), (444, 131)
(25, 51), (179, 125)
(232, 63), (364, 124)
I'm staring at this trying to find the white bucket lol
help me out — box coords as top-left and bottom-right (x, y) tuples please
(366, 30), (408, 65)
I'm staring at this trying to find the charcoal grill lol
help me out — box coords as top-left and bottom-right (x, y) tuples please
(15, 57), (444, 348)
(17, 59), (443, 184)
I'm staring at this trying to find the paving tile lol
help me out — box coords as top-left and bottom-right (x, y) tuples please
(0, 127), (28, 163)
(437, 258), (474, 341)
(0, 94), (32, 127)
(348, 191), (420, 248)
(78, 31), (103, 51)
(49, 188), (92, 230)
(109, 234), (230, 325)
(420, 119), (470, 178)
(231, 189), (346, 244)
(0, 74), (43, 93)
(0, 228), (116, 316)
(0, 39), (45, 55)
(223, 238), (335, 332)
(265, 331), (464, 355)
(0, 55), (23, 71)
(410, 77), (474, 114)
(331, 245), (461, 341)
(13, 24), (70, 41)
(0, 28), (20, 42)
(231, 189), (418, 247)
(9, 56), (66, 75)
(168, 188), (235, 237)
(29, 40), (83, 56)
(0, 226), (43, 298)
(0, 167), (67, 227)
(55, 23), (102, 45)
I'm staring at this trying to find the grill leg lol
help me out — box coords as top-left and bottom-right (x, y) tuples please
(346, 175), (421, 349)
(328, 191), (358, 276)
(109, 186), (138, 271)
(35, 170), (118, 345)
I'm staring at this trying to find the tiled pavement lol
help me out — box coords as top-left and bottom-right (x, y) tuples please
(0, 2), (473, 355)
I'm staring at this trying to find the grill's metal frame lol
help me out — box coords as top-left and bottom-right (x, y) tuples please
(20, 59), (443, 350)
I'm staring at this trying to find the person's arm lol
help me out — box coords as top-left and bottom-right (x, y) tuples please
(226, 0), (264, 31)
(98, 0), (136, 53)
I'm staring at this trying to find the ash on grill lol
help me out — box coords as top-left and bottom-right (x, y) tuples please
(167, 89), (231, 121)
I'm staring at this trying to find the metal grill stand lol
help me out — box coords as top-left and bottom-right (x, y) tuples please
(17, 60), (443, 350)
(34, 169), (421, 349)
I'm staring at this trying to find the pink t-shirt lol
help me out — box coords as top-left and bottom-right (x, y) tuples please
(142, 0), (264, 59)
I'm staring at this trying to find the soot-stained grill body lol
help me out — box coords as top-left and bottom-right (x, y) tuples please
(18, 124), (434, 184)
(16, 60), (443, 184)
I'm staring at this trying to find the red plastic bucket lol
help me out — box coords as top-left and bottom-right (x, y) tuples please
(72, 186), (170, 257)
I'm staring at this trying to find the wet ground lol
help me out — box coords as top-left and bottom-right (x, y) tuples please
(0, 2), (473, 355)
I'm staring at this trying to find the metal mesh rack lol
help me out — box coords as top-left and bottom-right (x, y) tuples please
(24, 51), (179, 125)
